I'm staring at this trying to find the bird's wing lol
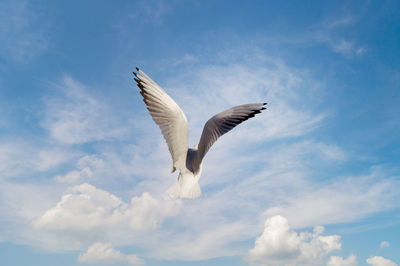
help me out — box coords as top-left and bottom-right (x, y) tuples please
(192, 103), (267, 173)
(133, 68), (188, 173)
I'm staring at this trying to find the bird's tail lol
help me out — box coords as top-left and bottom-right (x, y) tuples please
(167, 172), (201, 199)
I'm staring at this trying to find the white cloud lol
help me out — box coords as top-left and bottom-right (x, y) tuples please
(306, 16), (366, 58)
(380, 241), (390, 248)
(55, 168), (93, 183)
(0, 0), (48, 62)
(325, 16), (354, 29)
(356, 47), (367, 55)
(315, 142), (347, 161)
(248, 215), (341, 265)
(366, 256), (398, 266)
(250, 16), (365, 58)
(0, 141), (78, 179)
(152, 220), (252, 260)
(166, 59), (325, 144)
(327, 254), (358, 266)
(32, 183), (181, 248)
(314, 33), (366, 58)
(55, 155), (104, 183)
(0, 181), (64, 223)
(88, 58), (399, 261)
(78, 242), (143, 265)
(33, 183), (124, 233)
(262, 167), (400, 228)
(43, 76), (129, 144)
(326, 39), (367, 58)
(126, 191), (180, 231)
(128, 0), (170, 25)
(331, 39), (356, 56)
(1, 51), (399, 263)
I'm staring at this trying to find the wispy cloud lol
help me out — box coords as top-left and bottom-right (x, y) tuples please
(258, 15), (367, 58)
(314, 16), (367, 57)
(325, 16), (355, 29)
(164, 53), (326, 144)
(0, 141), (78, 179)
(380, 241), (390, 248)
(324, 38), (367, 57)
(55, 155), (104, 183)
(0, 0), (49, 62)
(263, 167), (400, 228)
(43, 76), (130, 145)
(128, 0), (171, 26)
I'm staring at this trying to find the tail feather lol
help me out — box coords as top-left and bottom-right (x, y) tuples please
(167, 173), (201, 199)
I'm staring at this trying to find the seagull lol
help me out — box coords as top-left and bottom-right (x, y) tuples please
(133, 68), (267, 199)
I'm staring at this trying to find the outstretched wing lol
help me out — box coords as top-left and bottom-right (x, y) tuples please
(192, 103), (267, 173)
(133, 68), (188, 173)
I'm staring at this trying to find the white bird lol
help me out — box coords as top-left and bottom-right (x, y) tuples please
(133, 68), (267, 199)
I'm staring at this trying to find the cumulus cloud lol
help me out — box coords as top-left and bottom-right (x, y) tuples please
(32, 183), (181, 247)
(126, 191), (180, 231)
(33, 183), (123, 233)
(78, 242), (143, 265)
(327, 254), (358, 266)
(366, 256), (398, 266)
(248, 215), (341, 265)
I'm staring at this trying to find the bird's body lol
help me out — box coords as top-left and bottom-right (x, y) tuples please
(133, 68), (266, 199)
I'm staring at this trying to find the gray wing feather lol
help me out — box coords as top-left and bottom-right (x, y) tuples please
(192, 103), (267, 173)
(133, 68), (188, 173)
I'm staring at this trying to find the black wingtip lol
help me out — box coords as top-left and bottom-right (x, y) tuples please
(136, 67), (140, 71)
(263, 102), (267, 105)
(261, 107), (266, 110)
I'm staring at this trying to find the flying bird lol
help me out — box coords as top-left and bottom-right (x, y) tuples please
(133, 68), (267, 199)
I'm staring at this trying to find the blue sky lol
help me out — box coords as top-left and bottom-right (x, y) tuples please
(1, 0), (399, 265)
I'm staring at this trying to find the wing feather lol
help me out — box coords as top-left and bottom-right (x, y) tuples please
(192, 103), (267, 173)
(134, 68), (188, 173)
